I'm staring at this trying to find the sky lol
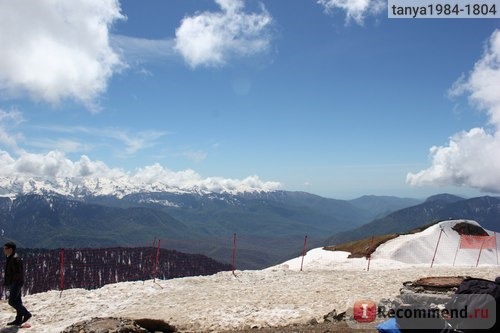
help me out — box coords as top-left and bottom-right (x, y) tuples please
(0, 0), (499, 200)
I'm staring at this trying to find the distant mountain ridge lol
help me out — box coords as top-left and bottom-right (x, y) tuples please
(325, 194), (500, 246)
(3, 176), (493, 270)
(348, 195), (422, 219)
(424, 193), (465, 204)
(0, 189), (419, 269)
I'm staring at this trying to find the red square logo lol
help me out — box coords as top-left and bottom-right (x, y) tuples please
(353, 300), (377, 323)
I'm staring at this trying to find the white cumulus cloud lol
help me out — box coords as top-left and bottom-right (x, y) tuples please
(449, 30), (500, 127)
(317, 0), (385, 25)
(0, 0), (125, 108)
(174, 0), (273, 68)
(407, 30), (500, 193)
(0, 150), (281, 196)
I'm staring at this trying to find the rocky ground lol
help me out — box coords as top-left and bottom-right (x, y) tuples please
(58, 317), (376, 333)
(59, 317), (376, 333)
(222, 321), (374, 333)
(61, 317), (176, 333)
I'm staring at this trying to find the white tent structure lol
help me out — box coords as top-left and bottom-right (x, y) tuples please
(374, 219), (498, 267)
(273, 220), (500, 271)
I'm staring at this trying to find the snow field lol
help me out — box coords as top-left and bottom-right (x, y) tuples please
(1, 220), (498, 332)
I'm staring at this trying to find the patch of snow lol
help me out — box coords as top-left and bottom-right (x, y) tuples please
(138, 199), (180, 207)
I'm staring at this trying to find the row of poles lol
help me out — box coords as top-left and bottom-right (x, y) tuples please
(431, 228), (499, 268)
(231, 230), (500, 274)
(59, 234), (310, 290)
(230, 234), (380, 274)
(58, 228), (474, 293)
(62, 228), (487, 289)
(55, 229), (500, 292)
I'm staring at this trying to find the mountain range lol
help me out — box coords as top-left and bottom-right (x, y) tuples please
(1, 176), (499, 269)
(0, 190), (390, 269)
(325, 193), (500, 246)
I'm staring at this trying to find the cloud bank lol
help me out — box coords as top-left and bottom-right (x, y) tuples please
(0, 0), (124, 108)
(317, 0), (386, 25)
(407, 30), (500, 193)
(174, 0), (273, 68)
(0, 150), (281, 197)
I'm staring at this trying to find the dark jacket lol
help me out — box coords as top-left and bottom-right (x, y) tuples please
(4, 253), (24, 286)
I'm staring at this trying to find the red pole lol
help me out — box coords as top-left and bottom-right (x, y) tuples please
(367, 236), (374, 271)
(59, 249), (65, 296)
(154, 239), (161, 282)
(232, 233), (237, 276)
(476, 237), (485, 267)
(300, 235), (308, 271)
(431, 228), (443, 268)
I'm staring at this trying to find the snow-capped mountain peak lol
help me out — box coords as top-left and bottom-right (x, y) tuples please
(0, 174), (281, 198)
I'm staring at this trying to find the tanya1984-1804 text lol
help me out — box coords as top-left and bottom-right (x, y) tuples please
(388, 0), (499, 18)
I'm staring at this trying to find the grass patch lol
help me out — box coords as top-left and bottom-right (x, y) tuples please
(324, 234), (399, 258)
(323, 220), (445, 258)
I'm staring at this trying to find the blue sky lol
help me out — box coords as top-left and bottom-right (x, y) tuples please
(1, 0), (500, 199)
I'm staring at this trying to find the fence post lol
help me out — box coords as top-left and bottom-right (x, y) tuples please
(431, 228), (444, 268)
(367, 236), (374, 271)
(300, 235), (308, 271)
(154, 239), (160, 283)
(232, 233), (237, 276)
(59, 248), (65, 297)
(476, 238), (486, 267)
(148, 240), (156, 278)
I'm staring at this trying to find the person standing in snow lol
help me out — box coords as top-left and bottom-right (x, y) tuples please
(3, 242), (31, 326)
